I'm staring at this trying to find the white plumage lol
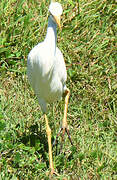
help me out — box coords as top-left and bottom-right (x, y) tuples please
(27, 2), (72, 175)
(27, 3), (67, 113)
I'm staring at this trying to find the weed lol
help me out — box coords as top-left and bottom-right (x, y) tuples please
(0, 0), (117, 179)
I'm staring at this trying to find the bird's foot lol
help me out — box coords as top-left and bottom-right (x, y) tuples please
(46, 168), (59, 177)
(53, 126), (73, 148)
(48, 168), (59, 177)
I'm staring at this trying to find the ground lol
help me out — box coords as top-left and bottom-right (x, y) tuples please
(0, 0), (117, 179)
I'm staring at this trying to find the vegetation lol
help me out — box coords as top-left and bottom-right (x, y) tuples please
(0, 0), (117, 179)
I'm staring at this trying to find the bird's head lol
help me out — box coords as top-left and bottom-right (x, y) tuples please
(49, 2), (63, 29)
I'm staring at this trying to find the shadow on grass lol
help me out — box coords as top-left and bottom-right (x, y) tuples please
(16, 122), (76, 172)
(17, 123), (49, 167)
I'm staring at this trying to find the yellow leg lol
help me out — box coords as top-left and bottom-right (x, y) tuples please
(44, 114), (54, 175)
(62, 88), (70, 128)
(53, 88), (73, 147)
(62, 88), (73, 144)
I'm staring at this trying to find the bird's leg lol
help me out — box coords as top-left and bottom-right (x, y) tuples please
(44, 114), (54, 175)
(53, 88), (73, 147)
(62, 88), (73, 145)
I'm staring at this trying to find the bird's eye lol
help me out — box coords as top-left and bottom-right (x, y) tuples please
(49, 14), (55, 22)
(49, 13), (54, 18)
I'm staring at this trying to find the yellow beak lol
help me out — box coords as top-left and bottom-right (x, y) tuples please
(54, 15), (61, 29)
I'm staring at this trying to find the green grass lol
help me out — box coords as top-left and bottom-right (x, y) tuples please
(0, 0), (117, 179)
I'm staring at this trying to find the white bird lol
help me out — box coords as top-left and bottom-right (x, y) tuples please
(27, 1), (72, 175)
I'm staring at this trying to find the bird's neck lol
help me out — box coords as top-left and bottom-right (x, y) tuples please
(44, 17), (57, 55)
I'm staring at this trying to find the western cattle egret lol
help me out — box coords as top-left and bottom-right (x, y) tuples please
(27, 1), (72, 175)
